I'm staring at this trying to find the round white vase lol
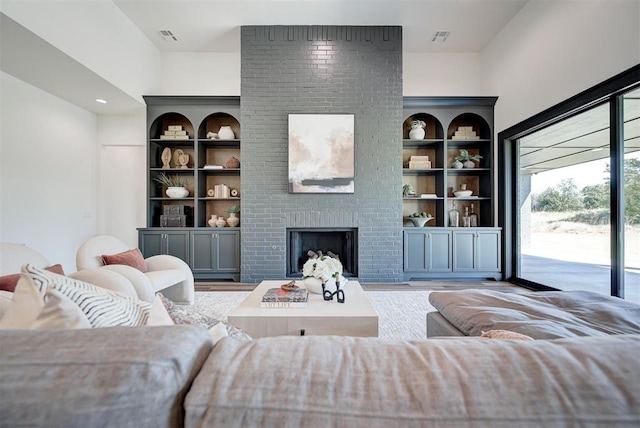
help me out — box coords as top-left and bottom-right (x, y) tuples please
(463, 160), (476, 168)
(451, 160), (463, 169)
(409, 127), (425, 140)
(218, 126), (235, 140)
(166, 187), (189, 198)
(226, 213), (239, 227)
(302, 277), (324, 294)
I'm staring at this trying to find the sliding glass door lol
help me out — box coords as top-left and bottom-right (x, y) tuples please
(499, 65), (640, 302)
(517, 103), (612, 296)
(623, 87), (640, 303)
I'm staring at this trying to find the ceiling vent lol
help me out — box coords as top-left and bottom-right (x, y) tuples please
(431, 31), (450, 42)
(159, 30), (178, 42)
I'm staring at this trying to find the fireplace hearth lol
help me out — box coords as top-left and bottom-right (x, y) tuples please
(287, 228), (358, 278)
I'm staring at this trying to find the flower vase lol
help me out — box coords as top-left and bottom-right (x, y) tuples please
(451, 160), (463, 169)
(208, 215), (217, 227)
(215, 218), (227, 228)
(463, 160), (476, 168)
(409, 127), (425, 140)
(303, 277), (324, 294)
(227, 212), (239, 227)
(166, 187), (189, 198)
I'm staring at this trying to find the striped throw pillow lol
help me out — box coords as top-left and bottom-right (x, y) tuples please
(23, 264), (152, 328)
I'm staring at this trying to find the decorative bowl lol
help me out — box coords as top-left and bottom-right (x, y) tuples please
(454, 190), (473, 197)
(407, 216), (433, 227)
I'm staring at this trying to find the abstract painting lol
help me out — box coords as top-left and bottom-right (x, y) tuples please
(288, 114), (355, 193)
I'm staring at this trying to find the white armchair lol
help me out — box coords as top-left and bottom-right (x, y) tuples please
(76, 235), (194, 305)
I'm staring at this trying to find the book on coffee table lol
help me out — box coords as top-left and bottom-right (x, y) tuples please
(261, 288), (309, 308)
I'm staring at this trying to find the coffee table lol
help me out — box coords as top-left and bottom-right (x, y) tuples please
(228, 280), (378, 338)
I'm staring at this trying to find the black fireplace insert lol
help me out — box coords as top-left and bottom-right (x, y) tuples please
(286, 228), (358, 278)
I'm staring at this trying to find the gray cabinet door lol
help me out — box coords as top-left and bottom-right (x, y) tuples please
(476, 230), (501, 272)
(428, 230), (452, 272)
(452, 230), (476, 271)
(191, 230), (240, 273)
(139, 230), (190, 264)
(404, 231), (428, 271)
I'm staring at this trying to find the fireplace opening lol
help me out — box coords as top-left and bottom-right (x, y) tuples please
(287, 228), (358, 278)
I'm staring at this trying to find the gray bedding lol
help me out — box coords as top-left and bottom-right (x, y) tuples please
(429, 289), (640, 339)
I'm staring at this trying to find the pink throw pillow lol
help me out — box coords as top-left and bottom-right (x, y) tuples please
(0, 264), (66, 292)
(101, 248), (148, 273)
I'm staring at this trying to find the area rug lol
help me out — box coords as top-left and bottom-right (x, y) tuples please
(192, 290), (435, 340)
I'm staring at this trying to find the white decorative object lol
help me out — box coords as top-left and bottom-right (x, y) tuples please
(408, 120), (426, 140)
(206, 132), (218, 139)
(215, 218), (227, 227)
(302, 277), (324, 294)
(463, 160), (476, 169)
(166, 187), (189, 199)
(454, 190), (473, 197)
(451, 160), (463, 169)
(208, 215), (218, 227)
(227, 212), (239, 227)
(218, 126), (235, 140)
(301, 254), (343, 294)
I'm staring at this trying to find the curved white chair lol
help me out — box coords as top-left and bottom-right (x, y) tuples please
(76, 235), (194, 305)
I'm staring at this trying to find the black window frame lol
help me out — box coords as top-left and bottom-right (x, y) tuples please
(498, 64), (640, 298)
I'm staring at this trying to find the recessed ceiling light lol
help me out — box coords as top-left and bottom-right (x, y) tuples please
(96, 98), (107, 104)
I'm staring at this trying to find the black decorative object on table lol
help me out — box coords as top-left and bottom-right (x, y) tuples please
(322, 280), (345, 304)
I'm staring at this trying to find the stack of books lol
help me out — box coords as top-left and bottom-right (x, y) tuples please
(213, 184), (230, 198)
(453, 126), (479, 140)
(160, 125), (189, 140)
(409, 155), (431, 169)
(261, 288), (309, 308)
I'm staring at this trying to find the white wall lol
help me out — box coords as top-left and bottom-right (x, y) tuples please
(97, 113), (147, 247)
(404, 53), (483, 96)
(0, 72), (98, 272)
(482, 0), (640, 133)
(161, 53), (241, 95)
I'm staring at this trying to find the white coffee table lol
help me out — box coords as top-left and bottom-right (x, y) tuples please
(228, 280), (378, 338)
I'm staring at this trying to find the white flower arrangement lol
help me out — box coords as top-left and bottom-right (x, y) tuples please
(302, 256), (343, 283)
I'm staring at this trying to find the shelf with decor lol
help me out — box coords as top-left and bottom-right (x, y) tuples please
(140, 96), (241, 281)
(402, 96), (499, 279)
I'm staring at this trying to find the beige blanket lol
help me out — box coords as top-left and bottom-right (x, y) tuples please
(429, 289), (640, 339)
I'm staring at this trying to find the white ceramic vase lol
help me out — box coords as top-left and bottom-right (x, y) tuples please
(463, 160), (476, 168)
(303, 277), (324, 294)
(166, 187), (189, 198)
(409, 127), (425, 140)
(208, 215), (217, 227)
(451, 160), (463, 169)
(218, 126), (235, 140)
(215, 218), (227, 227)
(226, 213), (239, 227)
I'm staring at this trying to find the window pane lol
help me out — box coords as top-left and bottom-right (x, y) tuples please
(517, 103), (611, 295)
(623, 87), (640, 303)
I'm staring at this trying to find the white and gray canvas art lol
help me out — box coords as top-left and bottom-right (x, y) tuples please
(288, 114), (355, 193)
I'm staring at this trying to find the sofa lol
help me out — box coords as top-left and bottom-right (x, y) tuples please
(1, 326), (639, 427)
(427, 288), (640, 339)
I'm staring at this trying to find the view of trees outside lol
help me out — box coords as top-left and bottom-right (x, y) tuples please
(522, 154), (639, 303)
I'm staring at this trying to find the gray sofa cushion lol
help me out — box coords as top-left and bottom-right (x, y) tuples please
(429, 289), (640, 339)
(184, 334), (640, 427)
(0, 326), (212, 428)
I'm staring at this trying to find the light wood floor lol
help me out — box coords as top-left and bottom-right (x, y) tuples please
(195, 280), (530, 293)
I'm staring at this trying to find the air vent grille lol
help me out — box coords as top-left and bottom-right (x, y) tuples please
(431, 31), (450, 42)
(159, 30), (178, 42)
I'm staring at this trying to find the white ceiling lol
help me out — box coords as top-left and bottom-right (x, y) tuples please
(114, 0), (528, 53)
(1, 0), (529, 114)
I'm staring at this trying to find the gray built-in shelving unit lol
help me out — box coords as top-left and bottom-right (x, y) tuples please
(138, 96), (241, 281)
(402, 97), (502, 280)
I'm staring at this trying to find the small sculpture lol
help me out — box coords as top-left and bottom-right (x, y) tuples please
(178, 153), (189, 169)
(280, 280), (299, 291)
(206, 131), (218, 139)
(225, 156), (240, 168)
(161, 147), (172, 169)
